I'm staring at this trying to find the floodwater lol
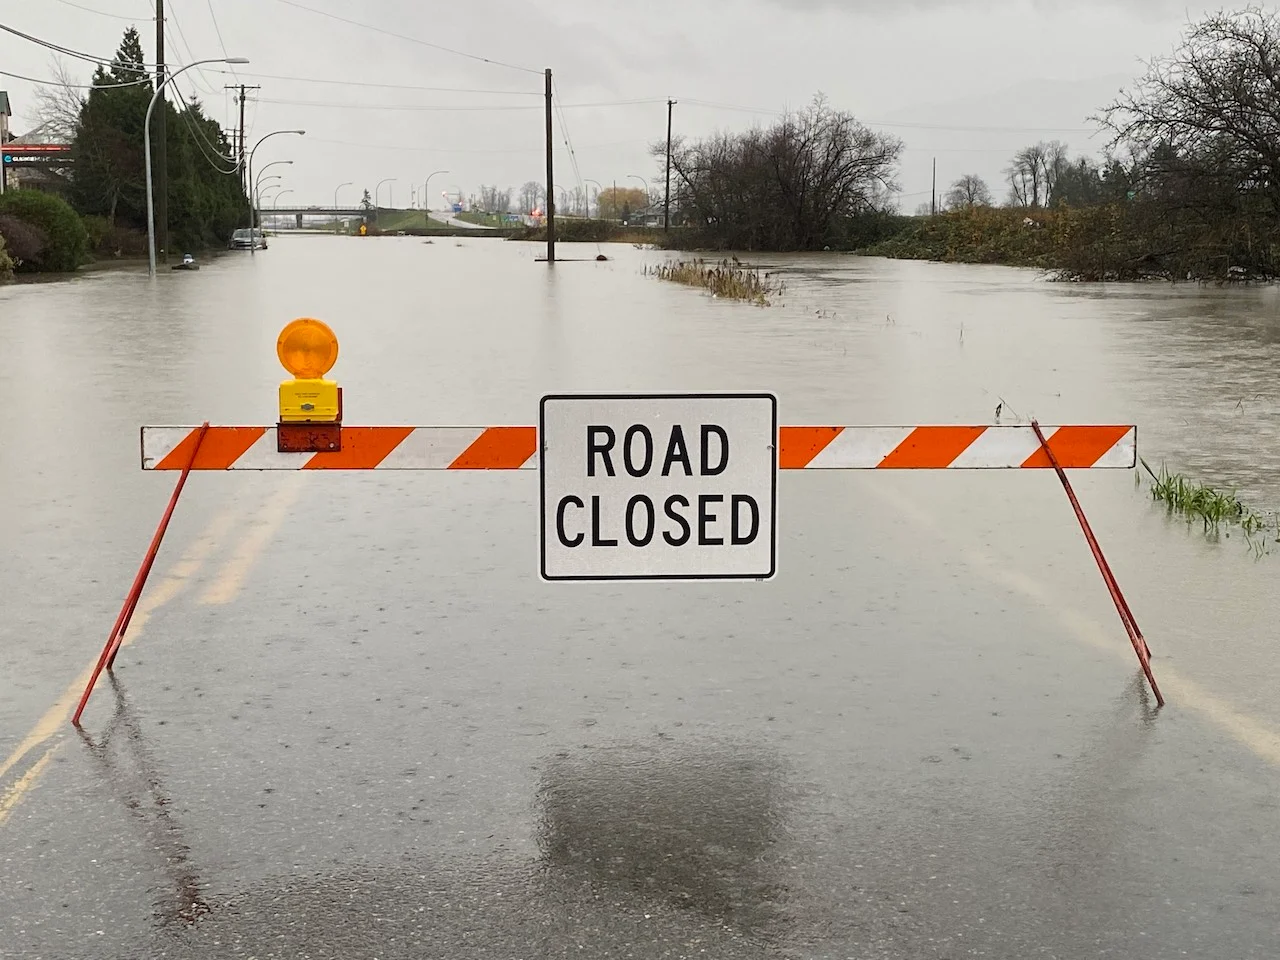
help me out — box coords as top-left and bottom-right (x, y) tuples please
(2, 236), (1279, 958)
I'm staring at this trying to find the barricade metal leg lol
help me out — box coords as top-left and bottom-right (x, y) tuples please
(1030, 420), (1163, 707)
(72, 423), (210, 726)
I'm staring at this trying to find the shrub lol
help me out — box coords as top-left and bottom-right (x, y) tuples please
(0, 190), (89, 272)
(81, 214), (110, 251)
(0, 214), (48, 270)
(513, 218), (621, 243)
(0, 235), (12, 282)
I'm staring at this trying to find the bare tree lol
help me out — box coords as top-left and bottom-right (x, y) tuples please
(664, 94), (902, 249)
(944, 174), (993, 209)
(1101, 6), (1280, 212)
(1006, 141), (1069, 207)
(518, 181), (545, 214)
(28, 57), (86, 142)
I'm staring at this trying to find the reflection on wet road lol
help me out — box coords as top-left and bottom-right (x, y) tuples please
(2, 238), (1279, 957)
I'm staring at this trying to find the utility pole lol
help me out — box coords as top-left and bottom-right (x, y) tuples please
(931, 157), (937, 216)
(155, 0), (167, 262)
(545, 67), (555, 264)
(225, 85), (260, 193)
(664, 99), (675, 232)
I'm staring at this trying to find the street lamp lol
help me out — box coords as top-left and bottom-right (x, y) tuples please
(256, 159), (292, 185)
(627, 174), (650, 207)
(248, 128), (306, 255)
(253, 174), (282, 210)
(273, 189), (294, 209)
(255, 160), (292, 204)
(423, 169), (448, 223)
(584, 178), (603, 218)
(146, 55), (249, 276)
(334, 181), (353, 209)
(374, 177), (396, 223)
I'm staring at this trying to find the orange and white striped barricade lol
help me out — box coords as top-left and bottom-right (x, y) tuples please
(72, 324), (1158, 725)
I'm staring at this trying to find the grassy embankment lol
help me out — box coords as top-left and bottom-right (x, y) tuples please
(862, 205), (1279, 282)
(363, 209), (453, 232)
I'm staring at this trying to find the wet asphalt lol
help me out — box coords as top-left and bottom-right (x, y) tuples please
(2, 239), (1279, 958)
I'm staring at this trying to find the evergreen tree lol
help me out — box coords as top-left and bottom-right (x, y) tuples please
(70, 27), (248, 249)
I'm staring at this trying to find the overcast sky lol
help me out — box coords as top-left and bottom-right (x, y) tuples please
(3, 0), (1211, 210)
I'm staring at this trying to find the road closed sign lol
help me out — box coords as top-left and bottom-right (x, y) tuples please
(539, 394), (777, 581)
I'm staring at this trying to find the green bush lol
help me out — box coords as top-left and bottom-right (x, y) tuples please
(0, 190), (89, 272)
(0, 234), (13, 282)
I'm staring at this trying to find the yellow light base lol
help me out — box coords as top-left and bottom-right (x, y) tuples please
(279, 378), (340, 422)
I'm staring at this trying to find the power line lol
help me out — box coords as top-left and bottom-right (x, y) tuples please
(253, 95), (664, 112)
(205, 0), (238, 80)
(0, 66), (150, 88)
(0, 20), (159, 69)
(207, 68), (539, 96)
(678, 97), (1098, 134)
(48, 0), (146, 20)
(267, 0), (542, 75)
(165, 24), (217, 96)
(170, 84), (240, 173)
(255, 96), (542, 111)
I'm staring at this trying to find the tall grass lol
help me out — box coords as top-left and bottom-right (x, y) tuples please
(645, 258), (783, 305)
(1143, 458), (1279, 556)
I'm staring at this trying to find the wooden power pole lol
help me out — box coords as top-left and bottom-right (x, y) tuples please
(225, 84), (259, 193)
(664, 99), (675, 232)
(931, 157), (937, 216)
(545, 68), (555, 264)
(155, 0), (167, 262)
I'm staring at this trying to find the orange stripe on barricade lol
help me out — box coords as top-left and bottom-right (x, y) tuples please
(303, 426), (415, 469)
(449, 426), (537, 469)
(778, 426), (843, 469)
(1021, 425), (1133, 469)
(878, 425), (987, 469)
(154, 427), (265, 470)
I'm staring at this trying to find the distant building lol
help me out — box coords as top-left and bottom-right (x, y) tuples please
(3, 118), (74, 196)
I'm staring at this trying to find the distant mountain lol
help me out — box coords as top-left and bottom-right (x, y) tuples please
(879, 75), (1132, 207)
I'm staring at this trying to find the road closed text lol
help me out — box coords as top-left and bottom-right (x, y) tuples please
(540, 395), (777, 581)
(555, 424), (761, 548)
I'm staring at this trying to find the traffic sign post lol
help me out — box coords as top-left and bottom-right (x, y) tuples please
(539, 394), (777, 582)
(71, 319), (1163, 723)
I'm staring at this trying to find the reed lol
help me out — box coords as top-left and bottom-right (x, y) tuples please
(645, 258), (783, 305)
(1143, 458), (1279, 555)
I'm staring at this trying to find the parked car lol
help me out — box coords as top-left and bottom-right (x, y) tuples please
(229, 228), (267, 250)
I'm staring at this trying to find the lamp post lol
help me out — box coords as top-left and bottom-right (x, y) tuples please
(248, 128), (306, 256)
(146, 56), (249, 276)
(584, 178), (602, 218)
(253, 174), (282, 211)
(256, 159), (292, 190)
(374, 177), (396, 224)
(627, 174), (650, 208)
(423, 169), (448, 224)
(334, 181), (353, 233)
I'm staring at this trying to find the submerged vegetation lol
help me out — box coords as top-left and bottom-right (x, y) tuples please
(1142, 459), (1279, 556)
(645, 258), (784, 305)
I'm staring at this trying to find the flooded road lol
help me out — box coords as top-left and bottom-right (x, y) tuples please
(2, 236), (1279, 958)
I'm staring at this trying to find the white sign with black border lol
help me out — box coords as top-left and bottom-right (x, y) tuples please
(539, 393), (777, 581)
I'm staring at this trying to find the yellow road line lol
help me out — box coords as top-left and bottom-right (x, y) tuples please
(198, 476), (304, 606)
(870, 481), (1280, 767)
(0, 498), (242, 786)
(0, 743), (61, 826)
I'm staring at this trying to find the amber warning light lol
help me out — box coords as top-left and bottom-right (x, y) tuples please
(276, 318), (342, 452)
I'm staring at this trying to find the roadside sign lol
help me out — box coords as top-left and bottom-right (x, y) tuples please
(539, 394), (777, 582)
